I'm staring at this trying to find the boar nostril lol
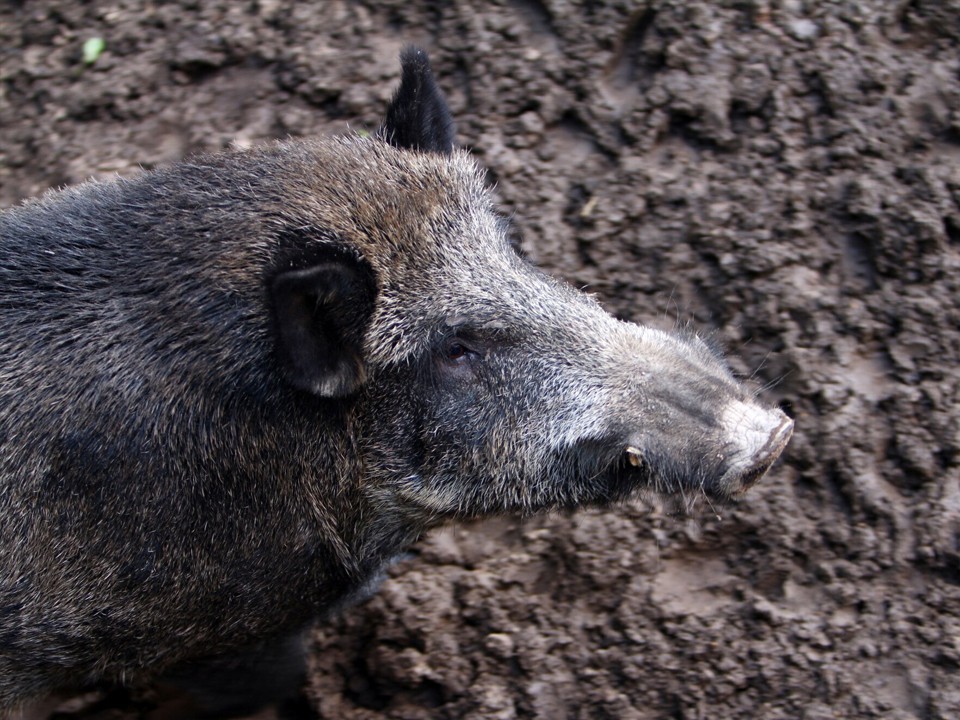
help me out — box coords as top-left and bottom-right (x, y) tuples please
(760, 414), (793, 464)
(770, 414), (794, 448)
(737, 413), (794, 489)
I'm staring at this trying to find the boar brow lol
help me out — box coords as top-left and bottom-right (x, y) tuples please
(437, 320), (517, 347)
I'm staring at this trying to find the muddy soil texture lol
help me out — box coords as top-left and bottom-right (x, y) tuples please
(2, 1), (959, 718)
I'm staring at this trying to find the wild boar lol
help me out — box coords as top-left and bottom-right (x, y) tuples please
(0, 48), (792, 716)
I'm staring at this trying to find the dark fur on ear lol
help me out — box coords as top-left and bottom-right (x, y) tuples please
(270, 252), (376, 398)
(381, 46), (455, 154)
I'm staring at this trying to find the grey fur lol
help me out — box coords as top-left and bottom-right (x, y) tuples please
(0, 50), (791, 713)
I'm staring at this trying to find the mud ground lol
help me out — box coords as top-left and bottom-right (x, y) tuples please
(2, 1), (959, 718)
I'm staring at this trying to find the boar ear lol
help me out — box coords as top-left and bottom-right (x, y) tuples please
(270, 261), (375, 398)
(381, 46), (455, 155)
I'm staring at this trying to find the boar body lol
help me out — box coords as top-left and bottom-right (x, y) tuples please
(0, 49), (791, 712)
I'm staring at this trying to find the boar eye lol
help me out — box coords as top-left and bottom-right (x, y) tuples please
(440, 336), (481, 368)
(446, 342), (469, 361)
(446, 338), (480, 362)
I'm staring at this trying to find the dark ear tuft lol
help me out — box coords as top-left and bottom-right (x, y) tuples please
(380, 46), (455, 155)
(270, 260), (375, 398)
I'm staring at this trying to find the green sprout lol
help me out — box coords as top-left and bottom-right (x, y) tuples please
(82, 37), (106, 66)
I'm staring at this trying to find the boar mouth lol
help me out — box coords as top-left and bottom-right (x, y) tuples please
(600, 448), (738, 512)
(597, 412), (794, 509)
(595, 445), (659, 504)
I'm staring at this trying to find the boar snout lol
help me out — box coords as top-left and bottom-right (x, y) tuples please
(715, 403), (794, 497)
(611, 402), (793, 507)
(579, 326), (794, 508)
